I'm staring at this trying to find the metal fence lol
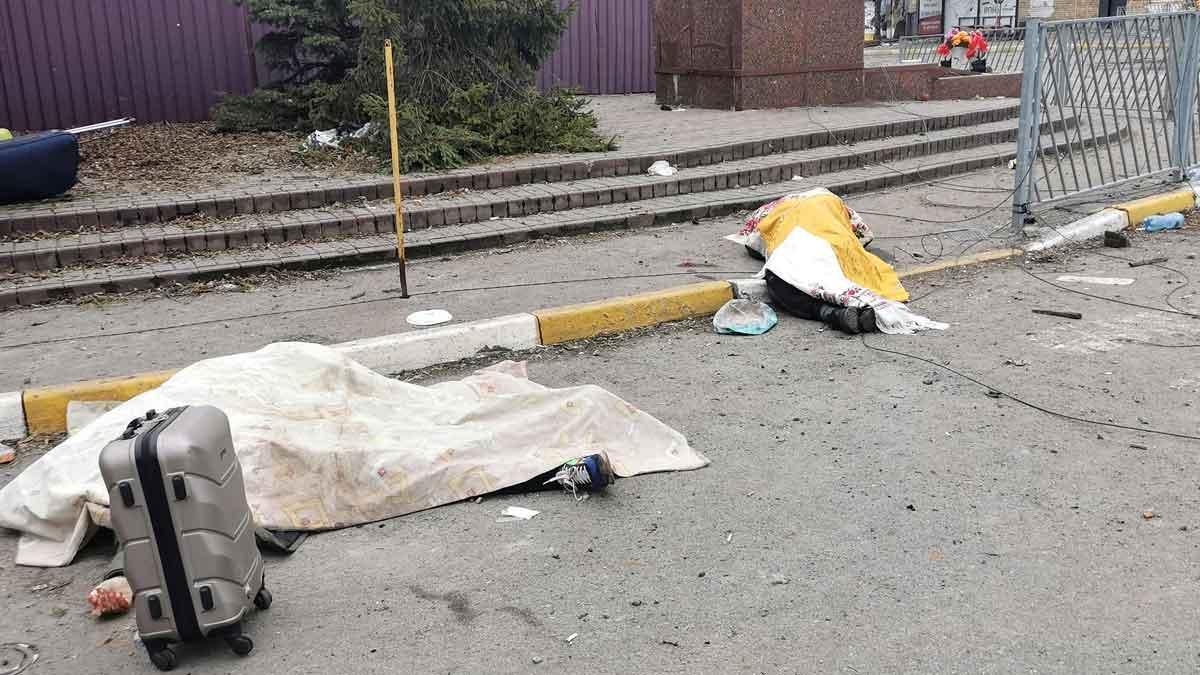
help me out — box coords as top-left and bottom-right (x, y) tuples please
(1, 0), (653, 131)
(897, 27), (1026, 73)
(536, 0), (654, 95)
(1011, 12), (1200, 227)
(0, 0), (262, 131)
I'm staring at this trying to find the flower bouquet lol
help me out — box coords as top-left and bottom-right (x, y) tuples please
(937, 29), (988, 72)
(967, 31), (990, 72)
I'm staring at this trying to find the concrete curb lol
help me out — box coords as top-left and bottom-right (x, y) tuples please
(4, 184), (1194, 438)
(1025, 186), (1197, 253)
(334, 313), (541, 374)
(534, 281), (733, 345)
(0, 391), (25, 444)
(4, 282), (736, 436)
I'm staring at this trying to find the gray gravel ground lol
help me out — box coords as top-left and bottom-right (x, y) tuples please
(2, 226), (1199, 674)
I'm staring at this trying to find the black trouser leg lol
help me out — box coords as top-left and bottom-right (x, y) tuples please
(764, 270), (826, 320)
(764, 270), (864, 334)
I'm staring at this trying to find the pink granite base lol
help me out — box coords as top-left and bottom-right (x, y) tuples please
(657, 65), (1022, 109)
(652, 0), (1016, 109)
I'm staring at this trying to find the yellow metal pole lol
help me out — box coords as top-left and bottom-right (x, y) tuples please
(384, 39), (409, 298)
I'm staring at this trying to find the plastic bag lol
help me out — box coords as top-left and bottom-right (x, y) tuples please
(713, 299), (778, 335)
(1143, 212), (1184, 232)
(647, 160), (678, 177)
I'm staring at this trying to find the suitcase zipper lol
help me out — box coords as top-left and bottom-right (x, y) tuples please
(134, 407), (203, 642)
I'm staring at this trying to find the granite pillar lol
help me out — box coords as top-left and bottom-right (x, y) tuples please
(655, 0), (868, 109)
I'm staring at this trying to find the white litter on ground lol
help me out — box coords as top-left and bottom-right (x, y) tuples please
(496, 506), (539, 522)
(646, 160), (678, 177)
(406, 309), (454, 326)
(1055, 275), (1136, 286)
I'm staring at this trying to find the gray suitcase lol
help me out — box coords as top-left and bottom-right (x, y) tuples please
(99, 405), (271, 671)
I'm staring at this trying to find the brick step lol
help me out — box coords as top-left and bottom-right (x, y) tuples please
(0, 104), (1019, 236)
(1, 135), (1067, 309)
(2, 116), (1063, 276)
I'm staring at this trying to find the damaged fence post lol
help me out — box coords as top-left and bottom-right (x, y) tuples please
(1170, 14), (1200, 179)
(1011, 18), (1043, 235)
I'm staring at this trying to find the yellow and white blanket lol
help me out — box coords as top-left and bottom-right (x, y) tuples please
(729, 188), (947, 334)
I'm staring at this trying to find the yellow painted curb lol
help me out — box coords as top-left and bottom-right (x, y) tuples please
(23, 370), (176, 435)
(1115, 189), (1196, 226)
(535, 281), (734, 345)
(899, 248), (1025, 279)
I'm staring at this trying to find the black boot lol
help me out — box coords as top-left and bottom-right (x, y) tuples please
(858, 306), (879, 333)
(817, 304), (862, 334)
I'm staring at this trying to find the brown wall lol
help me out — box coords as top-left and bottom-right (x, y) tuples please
(1017, 0), (1100, 20)
(1017, 0), (1191, 21)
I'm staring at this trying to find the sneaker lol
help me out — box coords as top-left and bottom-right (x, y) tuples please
(544, 453), (615, 500)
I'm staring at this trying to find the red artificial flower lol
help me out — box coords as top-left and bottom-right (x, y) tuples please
(967, 31), (989, 59)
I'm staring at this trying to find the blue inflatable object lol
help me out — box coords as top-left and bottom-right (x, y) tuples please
(0, 131), (79, 204)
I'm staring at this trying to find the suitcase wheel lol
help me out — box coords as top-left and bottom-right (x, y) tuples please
(254, 587), (273, 611)
(225, 634), (254, 656)
(146, 642), (177, 671)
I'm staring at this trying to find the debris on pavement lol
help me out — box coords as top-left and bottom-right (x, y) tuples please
(565, 633), (579, 644)
(87, 576), (133, 617)
(1055, 275), (1135, 286)
(497, 506), (540, 522)
(1142, 212), (1184, 232)
(769, 574), (790, 585)
(1128, 256), (1168, 268)
(1143, 510), (1157, 520)
(0, 643), (39, 675)
(406, 309), (453, 326)
(1, 344), (709, 567)
(1032, 309), (1083, 320)
(0, 446), (14, 465)
(1130, 443), (1149, 450)
(304, 123), (372, 150)
(713, 299), (778, 335)
(646, 160), (678, 176)
(1104, 230), (1131, 248)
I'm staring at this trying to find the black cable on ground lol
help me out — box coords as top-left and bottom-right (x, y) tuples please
(859, 334), (1200, 442)
(0, 269), (761, 350)
(1018, 261), (1199, 318)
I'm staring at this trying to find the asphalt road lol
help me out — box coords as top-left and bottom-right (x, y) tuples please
(2, 227), (1199, 673)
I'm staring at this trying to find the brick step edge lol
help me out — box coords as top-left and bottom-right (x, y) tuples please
(0, 106), (1019, 236)
(2, 116), (1055, 276)
(1, 145), (1045, 309)
(0, 121), (1125, 308)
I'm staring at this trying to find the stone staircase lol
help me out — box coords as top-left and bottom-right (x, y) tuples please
(0, 103), (1121, 308)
